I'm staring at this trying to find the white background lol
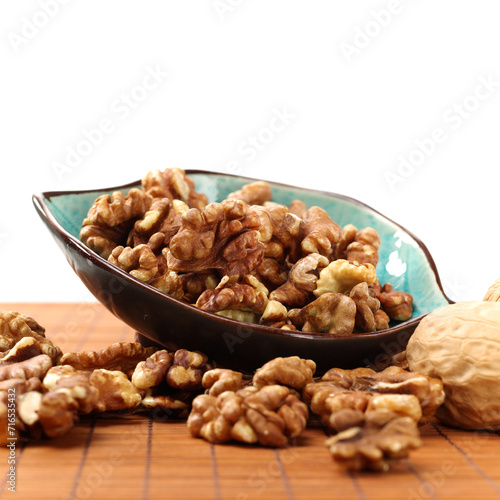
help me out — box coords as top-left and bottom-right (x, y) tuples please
(1, 0), (499, 303)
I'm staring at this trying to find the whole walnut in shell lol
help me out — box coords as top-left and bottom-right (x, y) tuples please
(406, 301), (500, 430)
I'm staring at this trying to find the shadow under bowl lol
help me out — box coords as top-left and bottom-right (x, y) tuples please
(33, 170), (452, 374)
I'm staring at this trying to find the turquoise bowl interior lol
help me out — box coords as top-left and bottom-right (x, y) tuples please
(33, 170), (451, 373)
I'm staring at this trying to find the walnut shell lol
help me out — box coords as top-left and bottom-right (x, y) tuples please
(407, 301), (500, 430)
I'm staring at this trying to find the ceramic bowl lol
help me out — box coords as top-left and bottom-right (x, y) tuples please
(33, 170), (451, 374)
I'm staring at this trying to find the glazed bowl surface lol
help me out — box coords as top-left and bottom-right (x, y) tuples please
(33, 170), (451, 374)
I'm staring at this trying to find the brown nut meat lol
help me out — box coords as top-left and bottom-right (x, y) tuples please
(376, 283), (413, 321)
(299, 206), (341, 260)
(0, 354), (52, 382)
(131, 350), (174, 390)
(255, 204), (302, 261)
(288, 293), (356, 335)
(202, 368), (244, 396)
(255, 257), (289, 291)
(325, 414), (422, 472)
(215, 309), (258, 324)
(125, 197), (172, 248)
(259, 300), (288, 328)
(150, 268), (185, 300)
(0, 377), (43, 394)
(315, 260), (376, 296)
(374, 309), (390, 331)
(321, 366), (444, 424)
(38, 390), (79, 438)
(196, 275), (268, 315)
(346, 227), (380, 267)
(178, 270), (219, 303)
(141, 168), (208, 210)
(269, 253), (329, 308)
(187, 385), (308, 447)
(0, 337), (43, 366)
(253, 356), (316, 390)
(0, 379), (44, 443)
(167, 349), (213, 391)
(59, 342), (157, 378)
(80, 188), (153, 259)
(141, 389), (193, 419)
(322, 392), (422, 432)
(44, 365), (99, 415)
(15, 391), (44, 438)
(349, 282), (380, 333)
(0, 310), (61, 363)
(108, 244), (159, 282)
(129, 199), (191, 256)
(89, 369), (143, 412)
(227, 181), (273, 206)
(335, 224), (358, 260)
(167, 199), (268, 278)
(288, 200), (307, 218)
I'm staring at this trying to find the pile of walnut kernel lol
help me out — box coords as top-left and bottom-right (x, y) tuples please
(0, 311), (213, 441)
(0, 310), (445, 472)
(80, 168), (413, 334)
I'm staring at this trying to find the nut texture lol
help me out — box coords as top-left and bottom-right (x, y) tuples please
(349, 282), (380, 332)
(289, 293), (356, 335)
(0, 354), (52, 382)
(407, 301), (500, 430)
(59, 342), (157, 377)
(253, 356), (316, 390)
(141, 167), (208, 210)
(0, 310), (61, 363)
(315, 260), (376, 296)
(80, 188), (153, 259)
(108, 244), (159, 282)
(89, 369), (143, 412)
(131, 350), (174, 390)
(196, 276), (268, 314)
(187, 385), (308, 447)
(227, 181), (273, 206)
(202, 368), (244, 396)
(167, 199), (267, 278)
(325, 414), (422, 472)
(167, 349), (213, 391)
(270, 253), (329, 308)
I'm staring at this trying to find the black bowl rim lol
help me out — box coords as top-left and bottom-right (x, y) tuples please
(32, 169), (453, 344)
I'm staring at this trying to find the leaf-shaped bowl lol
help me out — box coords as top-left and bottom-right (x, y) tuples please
(33, 170), (451, 374)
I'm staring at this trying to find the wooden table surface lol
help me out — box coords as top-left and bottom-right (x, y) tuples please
(1, 303), (500, 500)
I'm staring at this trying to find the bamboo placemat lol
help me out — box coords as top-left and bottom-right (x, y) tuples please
(1, 303), (499, 500)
